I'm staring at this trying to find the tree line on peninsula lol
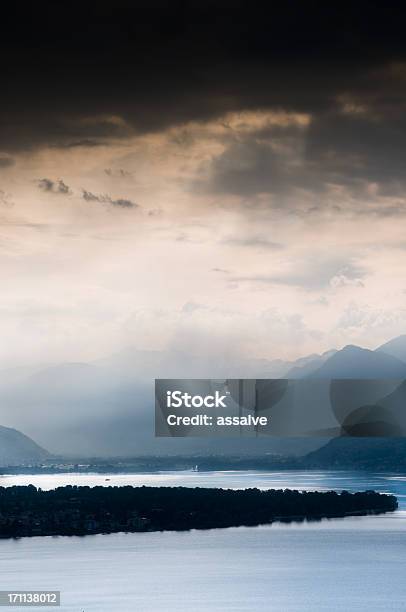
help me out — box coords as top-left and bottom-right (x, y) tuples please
(0, 485), (397, 537)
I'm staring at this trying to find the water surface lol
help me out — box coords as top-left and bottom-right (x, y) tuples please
(0, 471), (405, 612)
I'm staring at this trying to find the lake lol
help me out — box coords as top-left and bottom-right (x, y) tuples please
(0, 471), (405, 611)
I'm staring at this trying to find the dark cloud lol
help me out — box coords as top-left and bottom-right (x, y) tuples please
(2, 1), (406, 157)
(197, 102), (406, 202)
(82, 190), (136, 208)
(3, 2), (406, 209)
(82, 190), (107, 203)
(201, 140), (285, 196)
(0, 112), (131, 153)
(58, 139), (107, 149)
(0, 156), (15, 168)
(38, 178), (72, 195)
(196, 126), (324, 199)
(305, 111), (406, 187)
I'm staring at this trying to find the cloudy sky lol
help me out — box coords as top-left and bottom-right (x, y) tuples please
(2, 1), (406, 369)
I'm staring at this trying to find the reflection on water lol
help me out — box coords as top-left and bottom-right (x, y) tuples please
(0, 471), (405, 611)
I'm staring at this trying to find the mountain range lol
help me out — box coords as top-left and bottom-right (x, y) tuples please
(1, 334), (406, 462)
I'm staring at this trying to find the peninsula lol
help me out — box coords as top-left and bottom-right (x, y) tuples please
(0, 485), (397, 538)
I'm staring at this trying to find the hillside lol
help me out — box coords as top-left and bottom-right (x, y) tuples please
(307, 345), (406, 378)
(303, 437), (406, 471)
(0, 426), (49, 466)
(286, 350), (337, 378)
(376, 334), (406, 362)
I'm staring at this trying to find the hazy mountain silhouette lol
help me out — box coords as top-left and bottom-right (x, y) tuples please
(376, 334), (406, 362)
(2, 335), (406, 458)
(0, 349), (323, 457)
(307, 344), (406, 378)
(0, 425), (49, 466)
(300, 336), (406, 467)
(286, 349), (337, 378)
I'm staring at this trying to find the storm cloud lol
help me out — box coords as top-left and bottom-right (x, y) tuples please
(2, 1), (406, 373)
(0, 156), (14, 168)
(1, 2), (406, 167)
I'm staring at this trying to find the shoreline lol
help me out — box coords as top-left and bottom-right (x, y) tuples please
(0, 507), (395, 540)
